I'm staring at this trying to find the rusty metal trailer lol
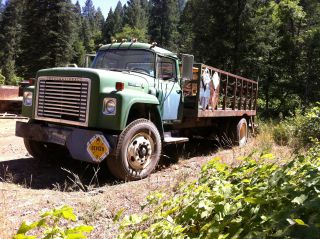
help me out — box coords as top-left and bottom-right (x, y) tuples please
(182, 63), (258, 118)
(169, 63), (258, 145)
(0, 86), (22, 114)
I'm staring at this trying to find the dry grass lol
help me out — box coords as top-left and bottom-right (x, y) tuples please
(0, 119), (299, 239)
(0, 189), (15, 239)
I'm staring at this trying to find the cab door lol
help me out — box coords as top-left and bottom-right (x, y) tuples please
(157, 56), (181, 120)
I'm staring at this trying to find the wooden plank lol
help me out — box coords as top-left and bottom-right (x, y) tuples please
(201, 64), (257, 84)
(238, 79), (243, 110)
(254, 85), (258, 110)
(223, 75), (228, 110)
(244, 81), (249, 110)
(250, 82), (254, 110)
(232, 78), (238, 110)
(198, 109), (256, 118)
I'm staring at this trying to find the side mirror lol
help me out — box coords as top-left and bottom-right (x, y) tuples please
(181, 54), (194, 81)
(85, 53), (96, 68)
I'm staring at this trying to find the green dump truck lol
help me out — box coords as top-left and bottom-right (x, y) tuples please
(16, 42), (258, 181)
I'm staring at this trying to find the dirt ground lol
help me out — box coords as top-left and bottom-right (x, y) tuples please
(0, 119), (269, 239)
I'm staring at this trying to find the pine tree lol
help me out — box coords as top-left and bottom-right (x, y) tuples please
(0, 0), (5, 67)
(94, 7), (104, 31)
(103, 8), (115, 43)
(124, 0), (149, 30)
(300, 0), (320, 104)
(81, 0), (104, 52)
(72, 0), (86, 66)
(82, 0), (96, 25)
(114, 1), (124, 34)
(0, 0), (25, 84)
(245, 0), (281, 112)
(19, 0), (77, 77)
(178, 0), (186, 13)
(149, 0), (179, 51)
(81, 18), (95, 52)
(0, 0), (4, 22)
(178, 0), (194, 53)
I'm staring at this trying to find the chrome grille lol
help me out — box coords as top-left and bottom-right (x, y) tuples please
(36, 76), (91, 126)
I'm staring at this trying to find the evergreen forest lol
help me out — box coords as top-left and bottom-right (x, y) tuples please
(0, 0), (319, 115)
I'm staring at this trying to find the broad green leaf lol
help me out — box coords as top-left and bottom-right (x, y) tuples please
(166, 215), (174, 223)
(261, 153), (274, 159)
(66, 225), (94, 234)
(16, 221), (38, 234)
(293, 218), (308, 226)
(215, 162), (227, 172)
(292, 194), (308, 205)
(244, 197), (259, 204)
(241, 179), (251, 183)
(60, 207), (77, 221)
(201, 210), (210, 219)
(114, 209), (124, 222)
(13, 234), (36, 239)
(218, 233), (229, 239)
(234, 194), (244, 201)
(65, 233), (86, 239)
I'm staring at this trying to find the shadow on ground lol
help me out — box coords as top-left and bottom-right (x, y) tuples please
(0, 156), (116, 191)
(161, 138), (221, 166)
(0, 138), (220, 191)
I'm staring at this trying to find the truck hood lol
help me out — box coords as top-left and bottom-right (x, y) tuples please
(37, 67), (154, 94)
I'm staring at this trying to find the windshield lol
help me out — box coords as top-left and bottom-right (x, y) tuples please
(92, 49), (155, 77)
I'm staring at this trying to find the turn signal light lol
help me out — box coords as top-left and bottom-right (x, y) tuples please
(116, 82), (124, 91)
(29, 78), (35, 85)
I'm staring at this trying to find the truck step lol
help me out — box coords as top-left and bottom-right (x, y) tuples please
(163, 136), (189, 144)
(163, 136), (189, 145)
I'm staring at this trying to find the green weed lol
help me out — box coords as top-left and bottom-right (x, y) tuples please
(13, 205), (94, 239)
(115, 141), (320, 238)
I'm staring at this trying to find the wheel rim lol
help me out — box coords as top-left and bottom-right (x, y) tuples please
(127, 132), (154, 171)
(239, 122), (247, 145)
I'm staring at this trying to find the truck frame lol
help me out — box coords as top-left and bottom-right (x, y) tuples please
(16, 42), (258, 181)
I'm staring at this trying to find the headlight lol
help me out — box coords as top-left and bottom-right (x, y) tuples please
(102, 98), (116, 115)
(23, 91), (33, 106)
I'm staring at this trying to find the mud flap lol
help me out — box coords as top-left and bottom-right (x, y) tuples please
(66, 129), (117, 163)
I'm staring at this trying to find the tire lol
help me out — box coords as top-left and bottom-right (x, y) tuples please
(236, 118), (248, 147)
(24, 138), (68, 162)
(106, 119), (162, 181)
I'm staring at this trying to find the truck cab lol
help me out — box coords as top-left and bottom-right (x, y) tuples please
(16, 42), (257, 181)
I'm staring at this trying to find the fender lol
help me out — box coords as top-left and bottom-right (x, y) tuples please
(96, 88), (160, 131)
(118, 89), (160, 130)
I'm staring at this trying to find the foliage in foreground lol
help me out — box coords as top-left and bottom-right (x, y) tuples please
(14, 205), (94, 239)
(117, 142), (320, 238)
(273, 103), (320, 148)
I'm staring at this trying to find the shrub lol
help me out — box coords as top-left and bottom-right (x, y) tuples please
(13, 205), (94, 239)
(273, 104), (320, 148)
(273, 122), (291, 146)
(296, 104), (320, 146)
(116, 142), (320, 239)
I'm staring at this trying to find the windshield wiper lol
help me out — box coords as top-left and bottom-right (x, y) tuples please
(108, 68), (130, 72)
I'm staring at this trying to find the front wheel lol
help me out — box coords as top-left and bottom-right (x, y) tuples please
(106, 119), (162, 181)
(24, 138), (68, 161)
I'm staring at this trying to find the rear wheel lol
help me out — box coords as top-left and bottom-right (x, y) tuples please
(106, 119), (161, 181)
(236, 118), (248, 147)
(219, 118), (248, 147)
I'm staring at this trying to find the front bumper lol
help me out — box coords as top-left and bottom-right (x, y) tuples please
(16, 121), (117, 163)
